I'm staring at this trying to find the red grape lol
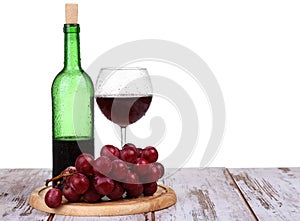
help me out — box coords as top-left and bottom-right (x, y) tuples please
(122, 143), (136, 149)
(110, 159), (128, 181)
(69, 173), (90, 195)
(136, 148), (143, 158)
(143, 182), (158, 196)
(100, 145), (120, 159)
(126, 184), (143, 198)
(120, 145), (138, 163)
(45, 188), (62, 208)
(61, 166), (76, 185)
(154, 162), (165, 179)
(107, 182), (124, 200)
(142, 146), (158, 163)
(46, 144), (165, 205)
(93, 176), (115, 195)
(126, 170), (140, 183)
(63, 185), (81, 202)
(93, 156), (112, 176)
(134, 158), (149, 176)
(75, 153), (94, 175)
(82, 184), (102, 203)
(123, 171), (140, 191)
(142, 163), (161, 183)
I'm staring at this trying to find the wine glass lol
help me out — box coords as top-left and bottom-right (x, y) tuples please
(95, 67), (153, 147)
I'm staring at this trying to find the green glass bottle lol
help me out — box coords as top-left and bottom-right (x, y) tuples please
(51, 5), (94, 178)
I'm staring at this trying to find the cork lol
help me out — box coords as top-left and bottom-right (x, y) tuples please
(65, 4), (78, 24)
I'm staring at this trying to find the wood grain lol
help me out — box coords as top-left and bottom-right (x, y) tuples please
(229, 167), (300, 221)
(0, 169), (51, 221)
(53, 213), (152, 221)
(155, 168), (256, 221)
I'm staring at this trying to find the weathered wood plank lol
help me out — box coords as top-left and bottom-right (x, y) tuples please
(0, 169), (51, 221)
(229, 167), (300, 221)
(53, 213), (149, 221)
(155, 167), (256, 221)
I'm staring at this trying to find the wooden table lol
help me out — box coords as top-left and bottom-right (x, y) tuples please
(0, 168), (299, 220)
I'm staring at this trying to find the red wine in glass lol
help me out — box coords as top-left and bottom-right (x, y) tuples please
(96, 95), (152, 128)
(95, 67), (153, 146)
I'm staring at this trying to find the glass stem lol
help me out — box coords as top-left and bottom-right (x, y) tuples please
(121, 126), (126, 147)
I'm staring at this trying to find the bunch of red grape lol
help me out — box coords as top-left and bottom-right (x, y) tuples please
(44, 144), (164, 208)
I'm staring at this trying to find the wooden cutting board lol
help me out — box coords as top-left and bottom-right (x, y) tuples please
(29, 184), (176, 216)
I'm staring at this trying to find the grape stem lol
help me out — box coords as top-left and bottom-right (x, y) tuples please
(45, 169), (76, 186)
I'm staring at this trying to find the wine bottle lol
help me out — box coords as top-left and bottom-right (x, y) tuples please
(51, 4), (94, 179)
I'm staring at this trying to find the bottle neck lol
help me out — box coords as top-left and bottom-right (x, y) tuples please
(63, 24), (81, 70)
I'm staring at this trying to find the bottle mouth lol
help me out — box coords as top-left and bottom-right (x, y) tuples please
(64, 24), (80, 33)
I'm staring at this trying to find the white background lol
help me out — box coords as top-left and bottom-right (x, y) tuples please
(0, 0), (300, 168)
